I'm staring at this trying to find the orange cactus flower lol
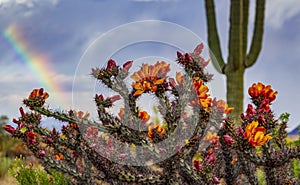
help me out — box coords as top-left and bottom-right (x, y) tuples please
(118, 108), (125, 120)
(131, 61), (170, 96)
(28, 88), (49, 108)
(175, 72), (184, 85)
(248, 82), (278, 102)
(148, 124), (165, 138)
(29, 88), (49, 100)
(244, 121), (272, 147)
(74, 111), (90, 119)
(204, 131), (219, 144)
(213, 99), (234, 114)
(138, 111), (150, 122)
(54, 153), (64, 160)
(248, 82), (264, 98)
(191, 79), (212, 109)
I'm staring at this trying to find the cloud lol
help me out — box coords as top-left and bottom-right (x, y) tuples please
(266, 0), (300, 29)
(0, 0), (59, 7)
(0, 0), (34, 9)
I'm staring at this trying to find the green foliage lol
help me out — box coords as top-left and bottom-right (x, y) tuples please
(256, 168), (266, 185)
(279, 112), (290, 123)
(0, 115), (9, 135)
(0, 115), (16, 179)
(292, 159), (300, 179)
(9, 156), (69, 185)
(0, 155), (13, 179)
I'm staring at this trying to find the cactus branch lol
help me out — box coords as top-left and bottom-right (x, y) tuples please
(227, 0), (243, 72)
(245, 0), (265, 68)
(242, 0), (249, 56)
(204, 0), (225, 74)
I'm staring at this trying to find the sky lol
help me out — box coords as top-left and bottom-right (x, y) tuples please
(0, 0), (300, 132)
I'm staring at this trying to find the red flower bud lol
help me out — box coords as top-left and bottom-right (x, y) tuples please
(52, 128), (57, 135)
(258, 115), (266, 124)
(184, 53), (192, 62)
(106, 59), (117, 71)
(246, 104), (256, 117)
(46, 137), (53, 144)
(193, 160), (202, 171)
(240, 113), (245, 120)
(96, 94), (104, 101)
(177, 51), (183, 58)
(122, 61), (133, 72)
(259, 99), (270, 112)
(19, 107), (25, 117)
(12, 118), (19, 125)
(168, 78), (176, 88)
(3, 125), (15, 135)
(27, 132), (38, 145)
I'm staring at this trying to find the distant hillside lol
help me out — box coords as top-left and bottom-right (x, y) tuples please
(288, 125), (300, 136)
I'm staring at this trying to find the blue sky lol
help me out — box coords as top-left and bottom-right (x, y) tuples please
(0, 0), (300, 132)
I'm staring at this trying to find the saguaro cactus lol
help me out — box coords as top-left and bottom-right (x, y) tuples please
(204, 0), (265, 122)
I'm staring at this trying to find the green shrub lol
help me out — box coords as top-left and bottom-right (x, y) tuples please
(9, 156), (69, 185)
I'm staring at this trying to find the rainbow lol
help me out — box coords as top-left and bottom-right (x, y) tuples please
(3, 24), (68, 108)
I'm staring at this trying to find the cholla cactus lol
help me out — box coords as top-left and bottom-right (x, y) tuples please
(4, 45), (300, 185)
(220, 82), (300, 185)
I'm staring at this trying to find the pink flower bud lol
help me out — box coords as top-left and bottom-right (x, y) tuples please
(122, 61), (133, 72)
(200, 58), (210, 67)
(237, 127), (244, 137)
(213, 177), (220, 184)
(39, 150), (46, 157)
(193, 43), (204, 56)
(120, 153), (127, 159)
(206, 152), (216, 164)
(223, 134), (234, 147)
(46, 137), (53, 144)
(108, 95), (121, 103)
